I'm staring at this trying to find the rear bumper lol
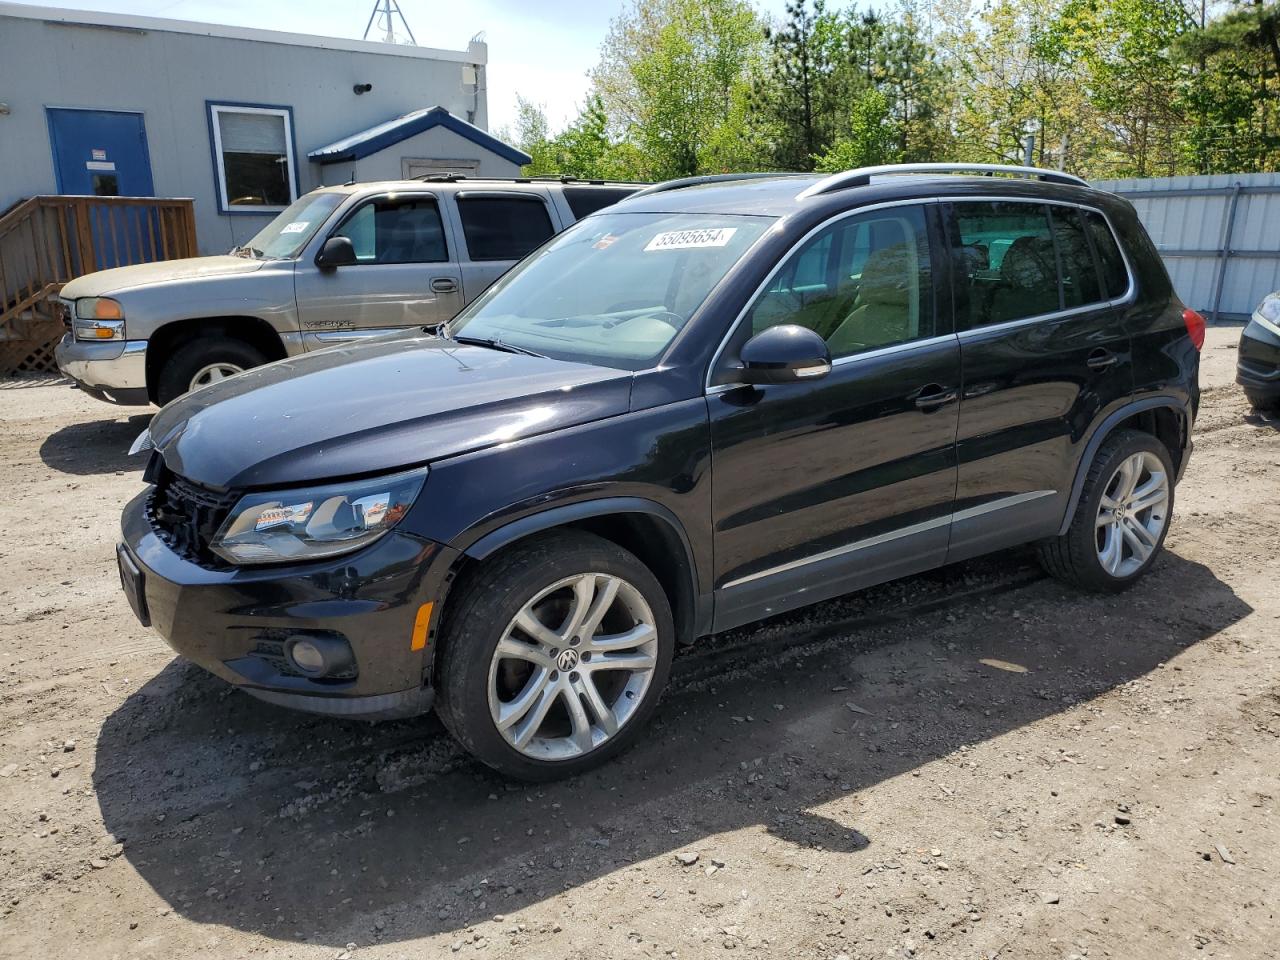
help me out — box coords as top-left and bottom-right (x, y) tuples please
(119, 489), (456, 719)
(55, 334), (150, 405)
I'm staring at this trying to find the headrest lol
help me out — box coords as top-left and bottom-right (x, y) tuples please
(857, 244), (913, 307)
(1000, 235), (1054, 288)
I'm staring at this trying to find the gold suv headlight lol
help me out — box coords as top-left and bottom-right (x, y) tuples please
(73, 298), (125, 341)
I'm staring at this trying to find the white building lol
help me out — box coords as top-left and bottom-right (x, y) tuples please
(0, 3), (530, 254)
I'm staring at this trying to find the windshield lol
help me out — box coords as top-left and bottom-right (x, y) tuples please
(449, 212), (774, 369)
(237, 192), (345, 259)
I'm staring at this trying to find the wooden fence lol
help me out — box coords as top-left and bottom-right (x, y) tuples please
(0, 196), (198, 375)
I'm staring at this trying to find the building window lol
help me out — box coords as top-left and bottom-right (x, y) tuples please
(207, 103), (297, 213)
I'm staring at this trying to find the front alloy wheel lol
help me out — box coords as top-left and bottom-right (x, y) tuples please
(435, 531), (675, 780)
(188, 361), (245, 392)
(488, 573), (658, 761)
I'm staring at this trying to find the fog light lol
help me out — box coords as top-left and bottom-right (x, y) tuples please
(283, 633), (355, 678)
(287, 639), (327, 675)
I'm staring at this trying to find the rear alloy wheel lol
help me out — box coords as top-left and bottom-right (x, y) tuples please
(1037, 429), (1175, 592)
(435, 531), (674, 780)
(1093, 450), (1170, 578)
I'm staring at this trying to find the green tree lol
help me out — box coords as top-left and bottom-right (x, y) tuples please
(589, 0), (769, 178)
(813, 88), (902, 169)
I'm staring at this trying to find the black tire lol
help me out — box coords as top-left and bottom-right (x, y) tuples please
(1244, 388), (1280, 412)
(434, 530), (675, 781)
(1037, 429), (1175, 593)
(155, 336), (268, 406)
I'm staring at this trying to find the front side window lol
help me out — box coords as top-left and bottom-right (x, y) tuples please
(449, 212), (773, 369)
(744, 205), (934, 359)
(457, 196), (555, 261)
(331, 196), (447, 264)
(953, 202), (1058, 328)
(208, 103), (297, 213)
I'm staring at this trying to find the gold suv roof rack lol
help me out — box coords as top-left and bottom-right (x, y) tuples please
(796, 163), (1089, 200)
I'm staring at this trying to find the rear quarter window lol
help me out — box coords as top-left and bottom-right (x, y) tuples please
(563, 186), (637, 219)
(1081, 209), (1130, 299)
(458, 196), (555, 261)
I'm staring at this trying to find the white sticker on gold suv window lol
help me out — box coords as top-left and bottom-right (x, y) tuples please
(644, 227), (738, 252)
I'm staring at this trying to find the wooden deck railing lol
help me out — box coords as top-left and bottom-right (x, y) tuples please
(0, 195), (197, 374)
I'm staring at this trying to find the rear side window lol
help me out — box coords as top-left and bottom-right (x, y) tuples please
(458, 196), (555, 261)
(953, 202), (1058, 328)
(1082, 210), (1129, 299)
(563, 186), (636, 219)
(1051, 207), (1103, 308)
(332, 196), (447, 264)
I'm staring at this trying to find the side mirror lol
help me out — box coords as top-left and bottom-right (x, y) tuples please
(315, 236), (357, 270)
(737, 324), (832, 384)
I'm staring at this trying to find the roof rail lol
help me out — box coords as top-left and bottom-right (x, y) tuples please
(796, 163), (1088, 200)
(624, 172), (807, 201)
(411, 174), (648, 186)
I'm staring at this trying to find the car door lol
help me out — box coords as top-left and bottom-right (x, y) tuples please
(294, 192), (462, 346)
(450, 191), (560, 303)
(706, 202), (961, 633)
(943, 199), (1134, 563)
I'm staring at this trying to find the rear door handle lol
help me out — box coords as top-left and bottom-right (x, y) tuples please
(913, 385), (958, 410)
(1087, 347), (1118, 371)
(430, 277), (458, 293)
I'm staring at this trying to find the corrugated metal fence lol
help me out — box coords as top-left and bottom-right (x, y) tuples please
(1096, 173), (1280, 323)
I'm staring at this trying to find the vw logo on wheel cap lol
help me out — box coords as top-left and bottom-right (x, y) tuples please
(556, 648), (580, 672)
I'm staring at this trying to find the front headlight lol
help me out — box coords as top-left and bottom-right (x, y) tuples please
(73, 297), (125, 341)
(210, 468), (427, 565)
(1255, 295), (1280, 336)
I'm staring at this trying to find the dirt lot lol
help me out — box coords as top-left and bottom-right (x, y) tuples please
(0, 326), (1276, 960)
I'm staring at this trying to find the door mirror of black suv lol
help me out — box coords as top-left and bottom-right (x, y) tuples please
(316, 236), (358, 270)
(738, 325), (832, 384)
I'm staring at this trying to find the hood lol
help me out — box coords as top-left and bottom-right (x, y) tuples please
(148, 332), (634, 489)
(60, 255), (267, 298)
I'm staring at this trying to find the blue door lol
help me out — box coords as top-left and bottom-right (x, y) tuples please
(47, 108), (154, 197)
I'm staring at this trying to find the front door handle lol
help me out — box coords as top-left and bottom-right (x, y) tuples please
(913, 385), (959, 411)
(1087, 347), (1118, 371)
(430, 277), (458, 294)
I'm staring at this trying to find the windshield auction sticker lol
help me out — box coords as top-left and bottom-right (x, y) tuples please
(644, 227), (738, 252)
(280, 221), (311, 235)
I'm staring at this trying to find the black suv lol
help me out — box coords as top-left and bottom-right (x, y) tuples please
(118, 164), (1202, 779)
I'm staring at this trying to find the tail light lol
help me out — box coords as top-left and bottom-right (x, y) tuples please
(1182, 308), (1206, 351)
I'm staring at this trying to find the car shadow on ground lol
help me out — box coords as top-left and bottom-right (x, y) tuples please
(1243, 408), (1280, 431)
(93, 550), (1250, 948)
(39, 413), (152, 475)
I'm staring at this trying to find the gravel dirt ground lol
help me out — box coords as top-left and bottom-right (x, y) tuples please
(0, 326), (1276, 960)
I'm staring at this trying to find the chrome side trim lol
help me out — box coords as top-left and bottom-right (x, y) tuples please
(309, 326), (408, 343)
(719, 489), (1057, 591)
(721, 513), (951, 590)
(951, 489), (1056, 523)
(706, 331), (961, 395)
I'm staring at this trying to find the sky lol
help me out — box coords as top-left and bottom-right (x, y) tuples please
(9, 0), (795, 133)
